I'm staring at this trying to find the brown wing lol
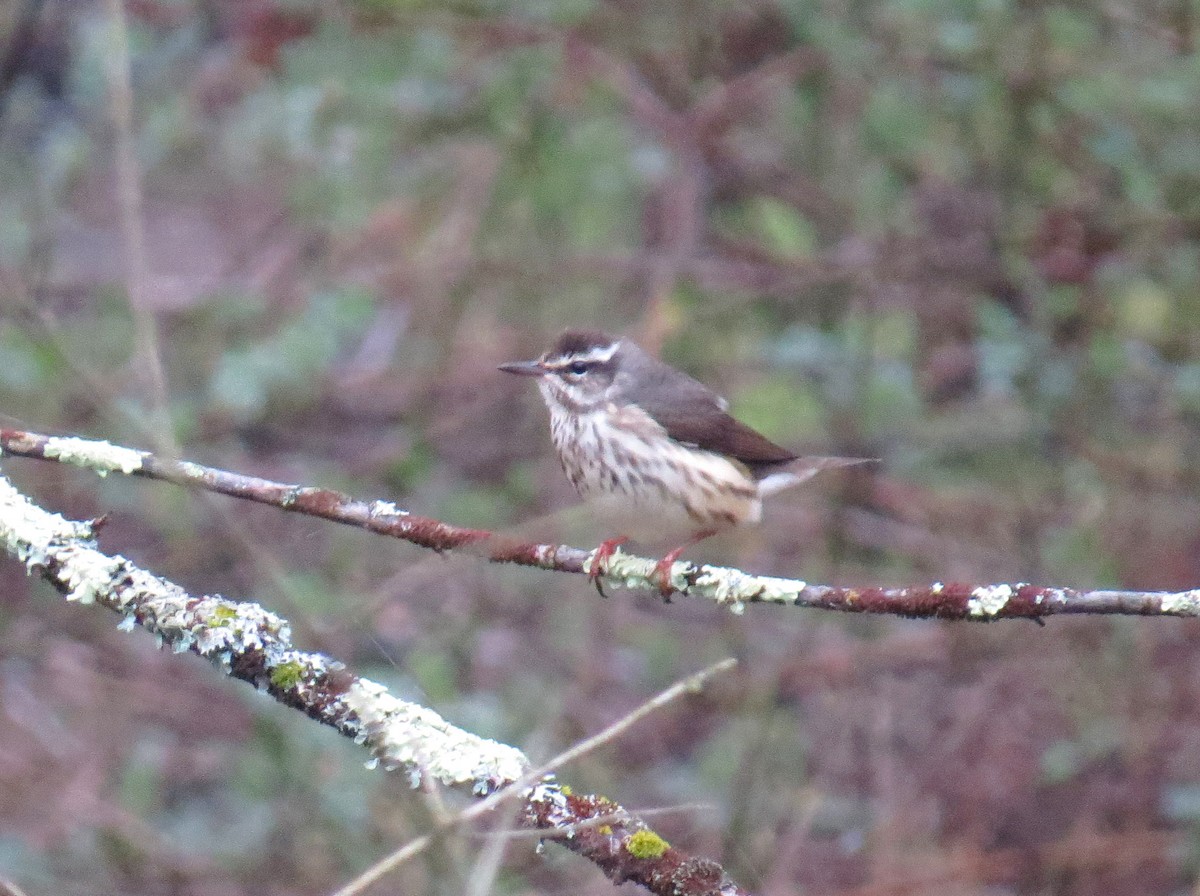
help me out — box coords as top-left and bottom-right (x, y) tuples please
(658, 407), (797, 470)
(621, 349), (797, 470)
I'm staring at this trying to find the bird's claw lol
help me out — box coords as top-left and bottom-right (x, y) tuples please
(588, 536), (630, 598)
(651, 546), (688, 602)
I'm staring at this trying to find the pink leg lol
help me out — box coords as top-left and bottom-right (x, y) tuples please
(589, 536), (630, 597)
(651, 530), (716, 601)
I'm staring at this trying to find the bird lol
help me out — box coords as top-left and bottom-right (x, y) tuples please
(499, 329), (867, 597)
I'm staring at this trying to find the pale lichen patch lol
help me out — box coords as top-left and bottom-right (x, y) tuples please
(1160, 590), (1200, 615)
(968, 583), (1013, 617)
(43, 437), (145, 477)
(694, 566), (804, 607)
(369, 500), (409, 518)
(61, 549), (127, 604)
(0, 480), (93, 557)
(592, 551), (809, 609)
(177, 461), (208, 480)
(528, 780), (573, 828)
(585, 550), (653, 589)
(344, 678), (528, 791)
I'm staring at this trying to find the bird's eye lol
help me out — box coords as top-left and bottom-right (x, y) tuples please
(568, 361), (588, 375)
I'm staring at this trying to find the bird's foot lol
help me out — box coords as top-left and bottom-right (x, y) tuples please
(588, 536), (630, 597)
(650, 545), (690, 602)
(650, 530), (716, 601)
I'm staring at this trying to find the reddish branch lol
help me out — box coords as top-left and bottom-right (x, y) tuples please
(2, 426), (1198, 620)
(0, 426), (582, 569)
(523, 789), (741, 895)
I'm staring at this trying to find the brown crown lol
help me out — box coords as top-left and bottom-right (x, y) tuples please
(548, 329), (619, 360)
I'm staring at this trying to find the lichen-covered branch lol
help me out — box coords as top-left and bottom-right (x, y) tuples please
(0, 473), (525, 793)
(3, 427), (1198, 619)
(0, 473), (749, 896)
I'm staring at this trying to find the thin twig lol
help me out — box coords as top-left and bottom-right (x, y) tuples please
(3, 426), (1199, 618)
(103, 0), (174, 445)
(331, 657), (737, 896)
(532, 658), (737, 777)
(0, 879), (31, 896)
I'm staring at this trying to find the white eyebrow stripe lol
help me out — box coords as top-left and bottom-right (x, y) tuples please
(580, 342), (619, 363)
(549, 341), (620, 366)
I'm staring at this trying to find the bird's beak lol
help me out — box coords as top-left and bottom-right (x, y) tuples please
(497, 359), (547, 377)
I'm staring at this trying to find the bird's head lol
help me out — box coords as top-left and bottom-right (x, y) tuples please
(499, 330), (625, 414)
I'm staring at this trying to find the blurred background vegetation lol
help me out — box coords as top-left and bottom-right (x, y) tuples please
(2, 0), (1200, 893)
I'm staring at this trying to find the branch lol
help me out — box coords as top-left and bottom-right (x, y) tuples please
(3, 427), (1198, 619)
(335, 658), (740, 896)
(0, 472), (525, 792)
(0, 473), (749, 896)
(103, 0), (174, 441)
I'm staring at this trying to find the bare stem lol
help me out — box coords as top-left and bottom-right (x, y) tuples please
(103, 0), (174, 446)
(333, 657), (738, 896)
